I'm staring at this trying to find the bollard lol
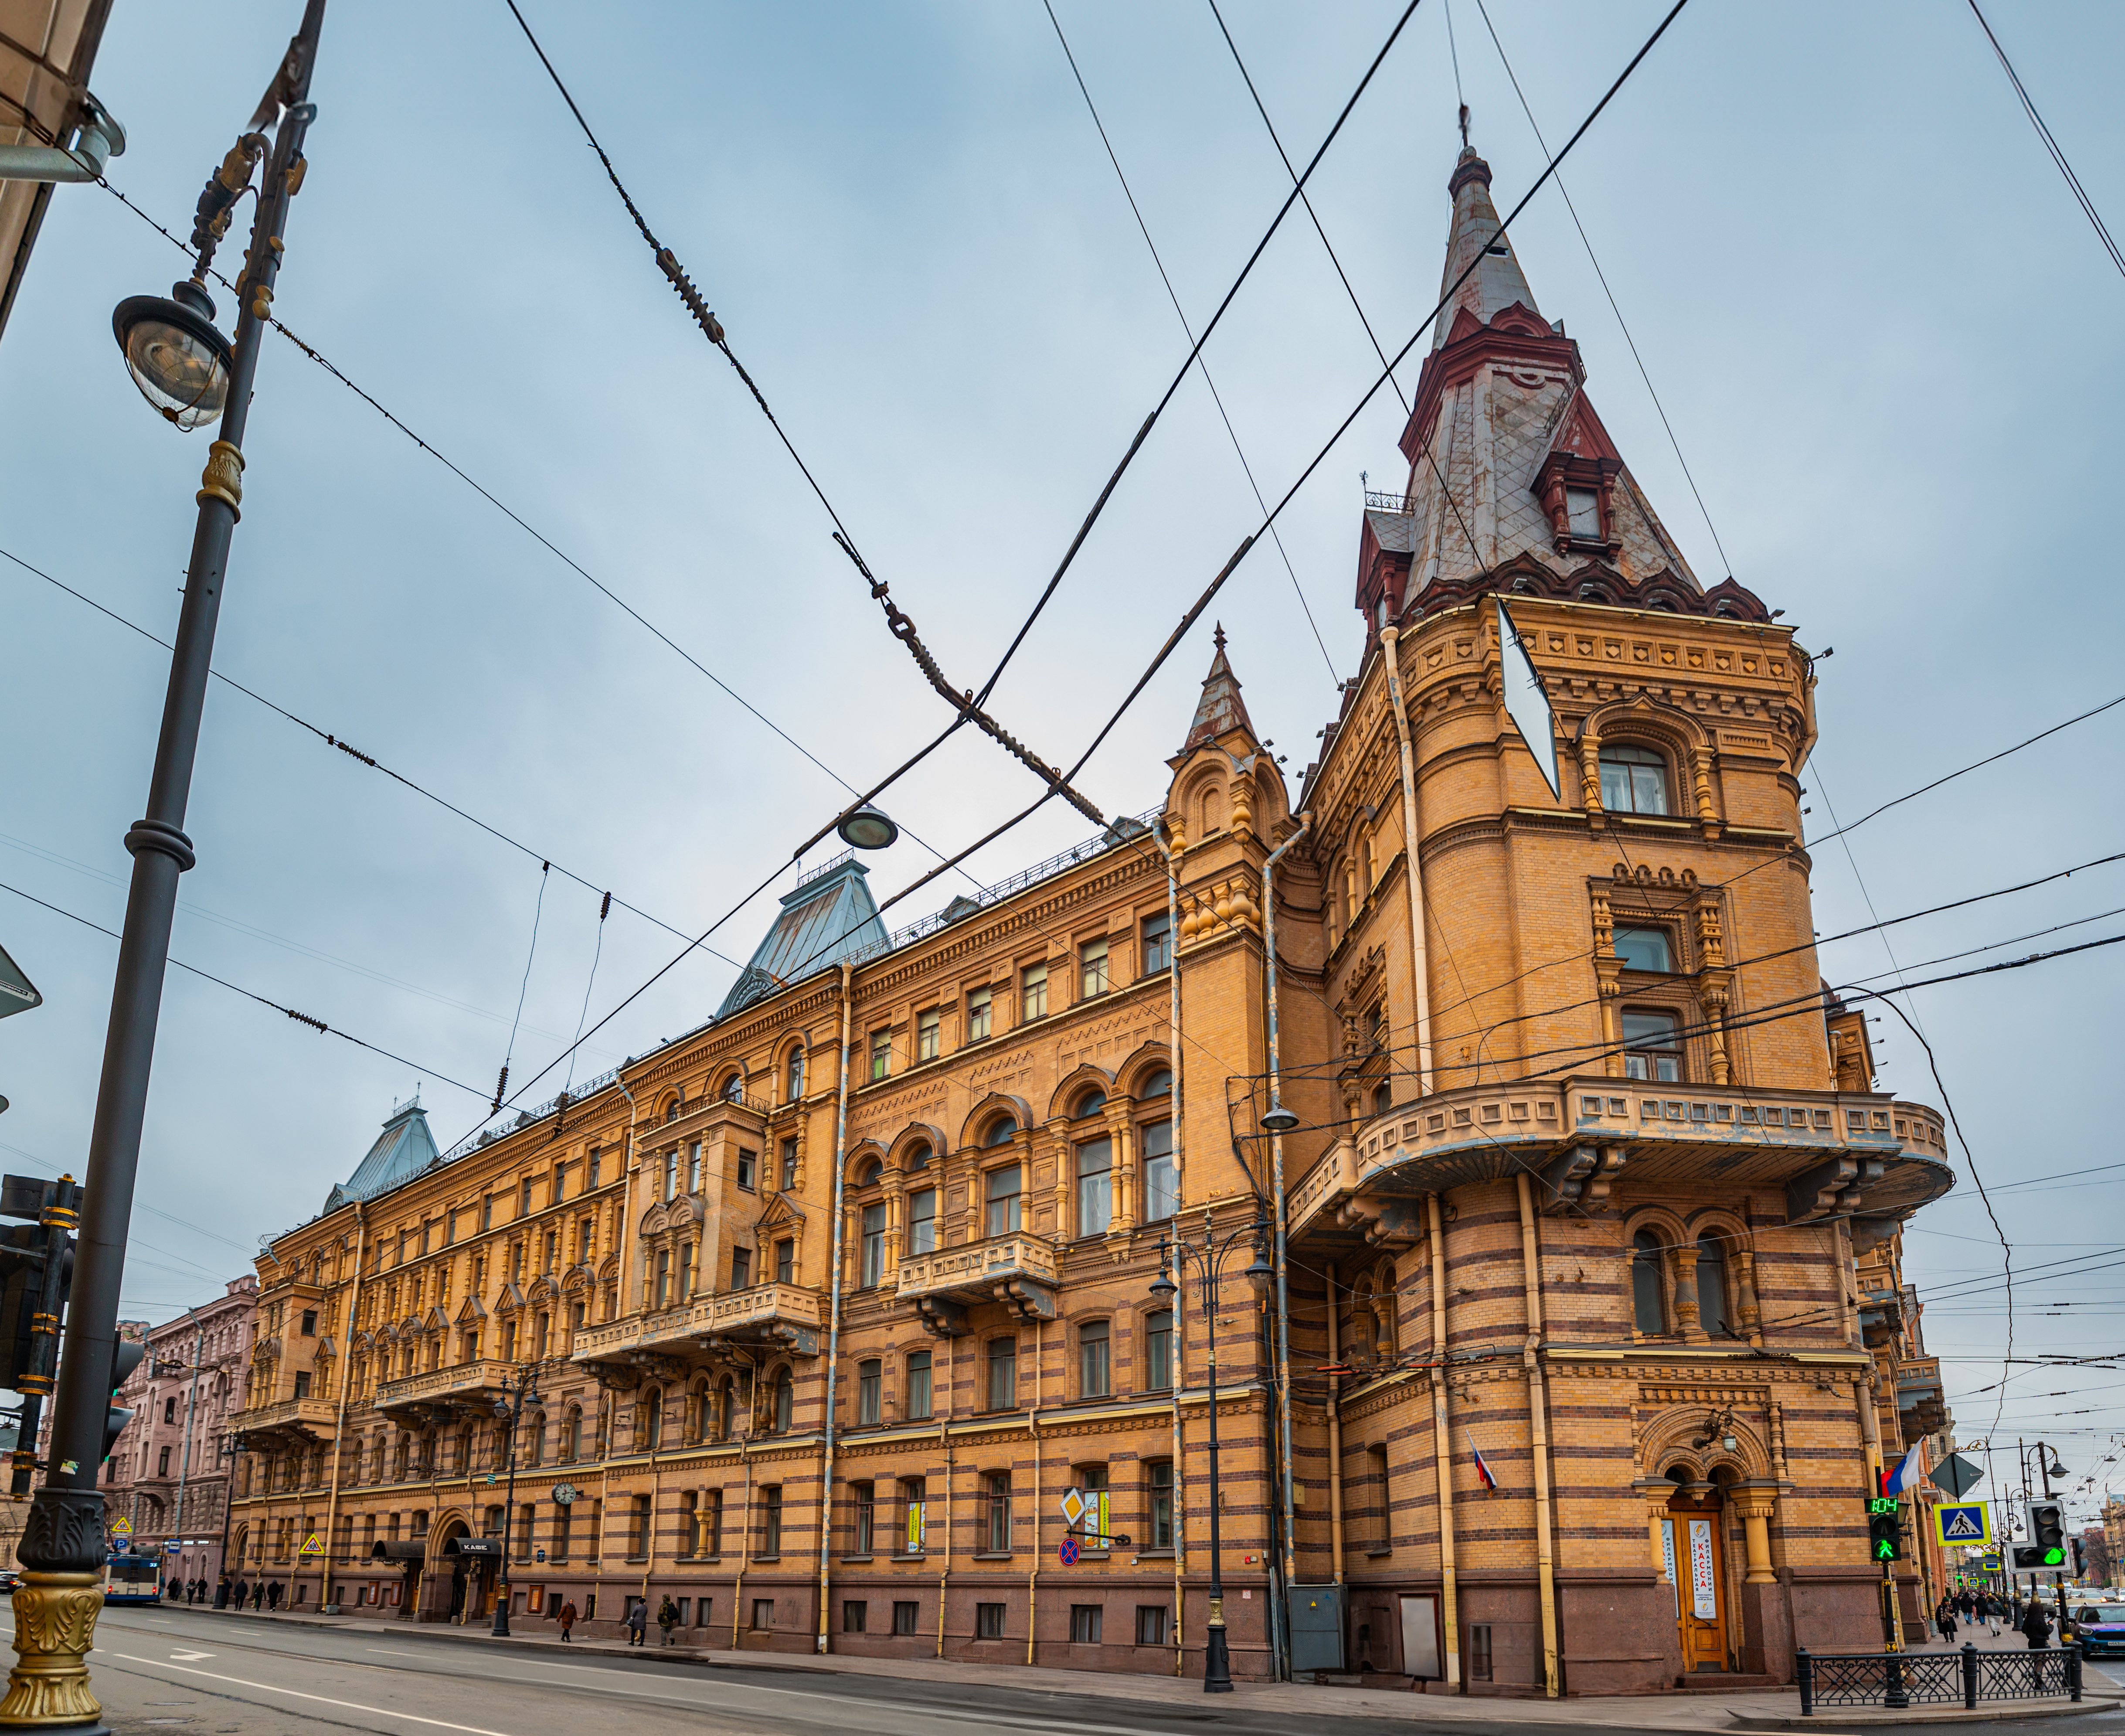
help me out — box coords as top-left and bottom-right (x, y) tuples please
(1884, 1653), (1909, 1711)
(2068, 1644), (2083, 1704)
(1962, 1641), (1978, 1710)
(1797, 1647), (1813, 1718)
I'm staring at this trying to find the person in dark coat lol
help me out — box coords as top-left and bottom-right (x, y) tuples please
(251, 1580), (265, 1609)
(1937, 1596), (1958, 1644)
(2022, 1599), (2054, 1649)
(625, 1600), (647, 1647)
(266, 1579), (282, 1610)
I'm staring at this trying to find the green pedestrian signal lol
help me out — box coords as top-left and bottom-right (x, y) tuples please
(1867, 1496), (1904, 1562)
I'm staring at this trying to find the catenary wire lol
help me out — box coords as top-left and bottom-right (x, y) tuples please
(1043, 0), (1340, 683)
(0, 878), (489, 1100)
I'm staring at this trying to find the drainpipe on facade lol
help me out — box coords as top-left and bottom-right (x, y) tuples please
(1379, 626), (1436, 1094)
(936, 1413), (952, 1657)
(815, 962), (856, 1654)
(1324, 1261), (1345, 1582)
(1514, 1173), (1561, 1698)
(1260, 811), (1310, 1672)
(321, 1203), (367, 1613)
(1428, 1192), (1462, 1688)
(1026, 1314), (1044, 1669)
(1157, 814), (1188, 1676)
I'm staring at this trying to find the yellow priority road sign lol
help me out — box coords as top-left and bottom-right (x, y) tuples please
(297, 1533), (323, 1556)
(1935, 1503), (1992, 1546)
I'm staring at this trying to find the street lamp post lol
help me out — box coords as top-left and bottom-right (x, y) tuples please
(0, 10), (326, 1726)
(489, 1368), (544, 1638)
(212, 1433), (245, 1603)
(1150, 1209), (1273, 1694)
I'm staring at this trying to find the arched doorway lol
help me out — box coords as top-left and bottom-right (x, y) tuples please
(437, 1520), (471, 1620)
(1664, 1468), (1729, 1673)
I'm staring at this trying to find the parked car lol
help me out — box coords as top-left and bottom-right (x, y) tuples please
(0, 1571), (20, 1594)
(2067, 1604), (2125, 1656)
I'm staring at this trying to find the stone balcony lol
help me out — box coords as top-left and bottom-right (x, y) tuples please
(230, 1396), (338, 1443)
(1289, 1074), (1955, 1245)
(374, 1356), (521, 1416)
(897, 1234), (1057, 1337)
(571, 1282), (824, 1368)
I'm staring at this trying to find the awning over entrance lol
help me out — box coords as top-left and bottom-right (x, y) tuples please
(369, 1541), (424, 1561)
(441, 1536), (500, 1559)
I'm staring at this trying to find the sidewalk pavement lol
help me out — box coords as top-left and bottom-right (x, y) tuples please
(144, 1602), (2125, 1730)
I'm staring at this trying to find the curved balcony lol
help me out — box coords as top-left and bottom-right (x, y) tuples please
(1289, 1074), (1954, 1246)
(230, 1396), (338, 1444)
(897, 1234), (1056, 1337)
(374, 1356), (519, 1417)
(571, 1282), (824, 1368)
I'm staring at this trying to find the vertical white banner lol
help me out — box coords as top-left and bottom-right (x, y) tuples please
(1494, 597), (1561, 799)
(1689, 1518), (1717, 1620)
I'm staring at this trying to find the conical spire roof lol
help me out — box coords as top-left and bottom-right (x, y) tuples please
(1179, 624), (1256, 755)
(1432, 148), (1541, 351)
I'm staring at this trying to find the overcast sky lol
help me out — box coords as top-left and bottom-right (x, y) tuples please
(2, 0), (2122, 1522)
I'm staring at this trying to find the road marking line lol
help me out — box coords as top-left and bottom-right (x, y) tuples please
(169, 1650), (214, 1661)
(107, 1653), (520, 1736)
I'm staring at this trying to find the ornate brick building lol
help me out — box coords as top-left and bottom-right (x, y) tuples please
(228, 146), (1955, 1693)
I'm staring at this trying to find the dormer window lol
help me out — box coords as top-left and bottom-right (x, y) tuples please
(1566, 488), (1601, 540)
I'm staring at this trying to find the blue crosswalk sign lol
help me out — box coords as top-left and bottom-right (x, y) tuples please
(1935, 1503), (1992, 1546)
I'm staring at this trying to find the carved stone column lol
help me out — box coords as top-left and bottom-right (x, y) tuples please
(1105, 1104), (1135, 1239)
(1636, 1481), (1674, 1579)
(1667, 1244), (1702, 1336)
(1591, 893), (1624, 1076)
(1580, 733), (1605, 823)
(1691, 744), (1720, 834)
(1729, 1486), (1779, 1584)
(1734, 1249), (1763, 1341)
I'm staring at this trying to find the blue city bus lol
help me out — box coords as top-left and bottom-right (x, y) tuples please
(102, 1554), (160, 1605)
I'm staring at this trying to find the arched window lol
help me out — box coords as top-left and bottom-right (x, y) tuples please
(664, 1093), (683, 1125)
(1598, 744), (1669, 815)
(905, 1142), (931, 1173)
(717, 1377), (736, 1441)
(1140, 1067), (1173, 1099)
(563, 1407), (583, 1462)
(721, 1071), (745, 1103)
(1631, 1230), (1666, 1334)
(786, 1047), (805, 1101)
(644, 1389), (663, 1450)
(771, 1367), (794, 1433)
(983, 1116), (1018, 1148)
(857, 1157), (883, 1187)
(1074, 1086), (1107, 1119)
(1696, 1236), (1729, 1336)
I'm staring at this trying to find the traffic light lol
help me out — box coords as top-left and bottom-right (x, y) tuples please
(2030, 1500), (2067, 1571)
(2074, 1539), (2088, 1577)
(102, 1339), (145, 1464)
(1867, 1495), (1904, 1562)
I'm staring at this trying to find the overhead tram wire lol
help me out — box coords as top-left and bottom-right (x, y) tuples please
(492, 861), (551, 1115)
(1965, 0), (2125, 282)
(978, 0), (1427, 710)
(1204, 0), (1487, 588)
(1470, 0), (1731, 575)
(0, 877), (490, 1101)
(1042, 0), (1339, 684)
(500, 1), (1106, 830)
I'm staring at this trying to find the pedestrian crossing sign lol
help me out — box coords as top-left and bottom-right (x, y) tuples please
(1935, 1504), (1992, 1546)
(297, 1533), (323, 1556)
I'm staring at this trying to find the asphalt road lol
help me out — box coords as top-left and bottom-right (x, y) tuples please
(83, 1607), (2125, 1736)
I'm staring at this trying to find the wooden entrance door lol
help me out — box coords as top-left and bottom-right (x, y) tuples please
(1666, 1492), (1728, 1672)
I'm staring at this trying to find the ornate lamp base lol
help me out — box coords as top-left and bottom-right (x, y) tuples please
(0, 1570), (105, 1729)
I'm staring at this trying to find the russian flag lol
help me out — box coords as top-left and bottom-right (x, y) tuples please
(1883, 1442), (1925, 1497)
(1473, 1443), (1499, 1491)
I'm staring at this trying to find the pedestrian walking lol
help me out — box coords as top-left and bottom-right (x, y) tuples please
(625, 1600), (647, 1647)
(250, 1581), (264, 1609)
(1937, 1596), (1958, 1645)
(267, 1579), (283, 1610)
(657, 1596), (679, 1646)
(1986, 1594), (2004, 1636)
(557, 1599), (577, 1642)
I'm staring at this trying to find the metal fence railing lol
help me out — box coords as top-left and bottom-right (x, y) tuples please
(1796, 1644), (2081, 1715)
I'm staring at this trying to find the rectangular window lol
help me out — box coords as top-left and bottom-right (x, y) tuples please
(967, 986), (992, 1042)
(985, 1473), (1011, 1553)
(704, 1489), (722, 1557)
(892, 1600), (919, 1637)
(762, 1485), (783, 1557)
(908, 1188), (936, 1256)
(916, 1007), (940, 1062)
(293, 1370), (313, 1399)
(552, 1165), (567, 1205)
(901, 1478), (927, 1554)
(587, 1148), (601, 1189)
(688, 1142), (703, 1192)
(1141, 910), (1172, 975)
(1141, 1120), (1176, 1222)
(543, 1231), (558, 1273)
(780, 1138), (798, 1190)
(677, 1243), (693, 1300)
(731, 1246), (752, 1291)
(1079, 937), (1109, 999)
(1614, 927), (1673, 972)
(481, 1195), (495, 1232)
(654, 1249), (671, 1309)
(664, 1151), (679, 1203)
(857, 1359), (881, 1426)
(869, 1029), (891, 1082)
(752, 1598), (775, 1630)
(679, 1491), (699, 1557)
(736, 1147), (757, 1191)
(1079, 1320), (1111, 1397)
(1080, 1465), (1110, 1552)
(1075, 1139), (1112, 1236)
(1148, 1460), (1174, 1549)
(628, 1494), (649, 1558)
(1622, 1010), (1683, 1082)
(774, 1237), (794, 1284)
(976, 1601), (1006, 1641)
(694, 1594), (709, 1627)
(520, 1176), (535, 1218)
(986, 1337), (1017, 1412)
(860, 1203), (887, 1289)
(157, 1445), (171, 1476)
(578, 1215), (595, 1262)
(984, 1164), (1022, 1238)
(1136, 1604), (1169, 1645)
(553, 1505), (571, 1561)
(1144, 1309), (1173, 1392)
(1468, 1624), (1494, 1682)
(1020, 962), (1047, 1022)
(1070, 1604), (1103, 1644)
(1565, 487), (1601, 540)
(906, 1350), (932, 1421)
(843, 1600), (867, 1634)
(301, 1308), (319, 1336)
(852, 1481), (875, 1556)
